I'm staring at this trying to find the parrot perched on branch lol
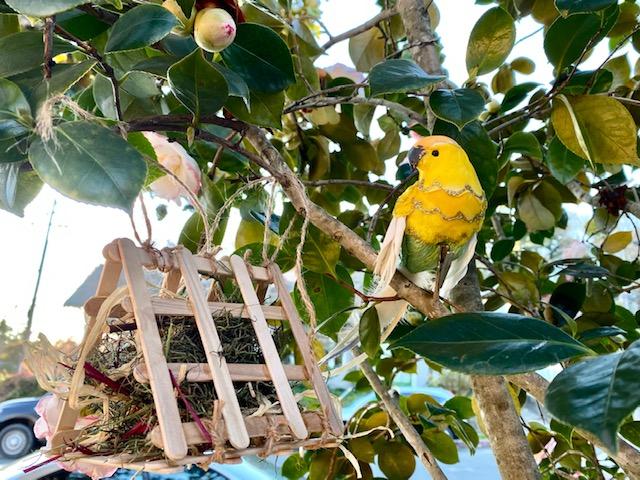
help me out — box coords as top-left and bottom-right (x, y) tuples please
(322, 135), (486, 366)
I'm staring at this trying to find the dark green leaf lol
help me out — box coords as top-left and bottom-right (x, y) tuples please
(221, 23), (295, 93)
(0, 163), (42, 216)
(105, 4), (177, 53)
(544, 14), (601, 70)
(562, 69), (613, 95)
(5, 0), (86, 16)
(0, 31), (73, 77)
(0, 78), (30, 140)
(546, 136), (584, 183)
(0, 13), (19, 37)
(369, 59), (445, 96)
(550, 282), (586, 325)
(578, 326), (626, 341)
(501, 131), (542, 162)
(556, 0), (617, 14)
(491, 238), (515, 261)
(429, 89), (485, 130)
(466, 7), (516, 77)
(359, 306), (380, 358)
(225, 90), (284, 129)
(500, 82), (540, 112)
(168, 49), (228, 117)
(210, 61), (250, 105)
(546, 340), (640, 452)
(28, 121), (147, 211)
(56, 10), (110, 41)
(392, 312), (592, 374)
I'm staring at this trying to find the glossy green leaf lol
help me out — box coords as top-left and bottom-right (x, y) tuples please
(349, 27), (385, 72)
(429, 89), (485, 130)
(210, 61), (250, 105)
(555, 0), (616, 14)
(28, 122), (146, 211)
(225, 91), (284, 129)
(168, 49), (228, 117)
(0, 13), (19, 37)
(221, 23), (295, 93)
(392, 312), (591, 374)
(0, 78), (30, 140)
(546, 137), (584, 183)
(0, 163), (42, 216)
(552, 95), (640, 166)
(378, 442), (416, 480)
(518, 190), (556, 231)
(342, 138), (383, 174)
(578, 326), (626, 342)
(0, 31), (74, 77)
(444, 396), (475, 419)
(466, 7), (516, 77)
(500, 82), (540, 112)
(359, 306), (380, 358)
(491, 238), (515, 261)
(501, 131), (542, 162)
(5, 0), (86, 16)
(369, 59), (444, 96)
(105, 4), (177, 53)
(544, 14), (600, 70)
(546, 340), (640, 452)
(423, 430), (459, 464)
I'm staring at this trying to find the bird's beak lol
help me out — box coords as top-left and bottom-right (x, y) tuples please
(407, 145), (424, 170)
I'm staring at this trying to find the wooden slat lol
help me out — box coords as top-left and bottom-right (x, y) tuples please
(134, 362), (307, 383)
(118, 239), (188, 461)
(84, 296), (127, 318)
(175, 247), (250, 449)
(150, 412), (325, 449)
(230, 256), (308, 440)
(120, 296), (287, 320)
(162, 268), (182, 294)
(52, 256), (124, 449)
(269, 263), (344, 436)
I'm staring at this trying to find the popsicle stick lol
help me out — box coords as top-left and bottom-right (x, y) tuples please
(120, 296), (287, 320)
(52, 256), (124, 448)
(162, 268), (182, 294)
(118, 239), (188, 461)
(268, 263), (344, 436)
(134, 362), (307, 383)
(230, 256), (308, 440)
(149, 412), (326, 448)
(175, 247), (250, 449)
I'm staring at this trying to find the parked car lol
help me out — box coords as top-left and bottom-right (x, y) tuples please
(0, 451), (277, 480)
(0, 396), (41, 459)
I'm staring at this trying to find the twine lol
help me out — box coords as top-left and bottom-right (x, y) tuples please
(262, 181), (277, 264)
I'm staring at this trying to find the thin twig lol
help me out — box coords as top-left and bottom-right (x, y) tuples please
(304, 179), (393, 191)
(322, 7), (398, 50)
(43, 17), (55, 80)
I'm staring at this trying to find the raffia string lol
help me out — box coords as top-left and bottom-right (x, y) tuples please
(68, 287), (130, 410)
(262, 181), (277, 264)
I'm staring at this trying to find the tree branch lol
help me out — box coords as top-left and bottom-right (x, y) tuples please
(303, 179), (393, 191)
(321, 7), (397, 50)
(508, 373), (640, 479)
(357, 348), (448, 479)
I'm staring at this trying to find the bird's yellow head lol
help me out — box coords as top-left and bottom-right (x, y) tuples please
(407, 135), (484, 195)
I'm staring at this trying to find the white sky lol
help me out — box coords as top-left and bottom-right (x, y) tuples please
(0, 0), (633, 342)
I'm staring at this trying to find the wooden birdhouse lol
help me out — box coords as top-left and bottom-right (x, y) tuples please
(46, 238), (343, 472)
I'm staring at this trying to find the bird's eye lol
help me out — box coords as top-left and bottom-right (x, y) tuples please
(432, 149), (440, 157)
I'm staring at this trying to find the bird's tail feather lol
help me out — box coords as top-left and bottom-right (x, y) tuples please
(373, 216), (406, 293)
(441, 234), (477, 299)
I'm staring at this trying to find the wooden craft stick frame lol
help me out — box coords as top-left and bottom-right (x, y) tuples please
(48, 238), (343, 467)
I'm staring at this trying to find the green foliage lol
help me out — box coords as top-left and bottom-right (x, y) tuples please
(546, 341), (640, 452)
(2, 0), (640, 477)
(392, 312), (592, 374)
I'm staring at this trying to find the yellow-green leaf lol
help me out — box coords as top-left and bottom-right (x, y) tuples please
(551, 95), (640, 166)
(518, 190), (556, 231)
(378, 442), (416, 480)
(603, 231), (633, 253)
(349, 28), (385, 72)
(466, 7), (516, 77)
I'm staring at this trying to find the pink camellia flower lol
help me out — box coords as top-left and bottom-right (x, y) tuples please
(33, 395), (117, 480)
(143, 132), (202, 205)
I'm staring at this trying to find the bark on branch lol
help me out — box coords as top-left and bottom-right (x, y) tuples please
(321, 7), (397, 50)
(508, 373), (640, 479)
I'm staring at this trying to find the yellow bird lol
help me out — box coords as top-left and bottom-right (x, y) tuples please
(322, 136), (486, 365)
